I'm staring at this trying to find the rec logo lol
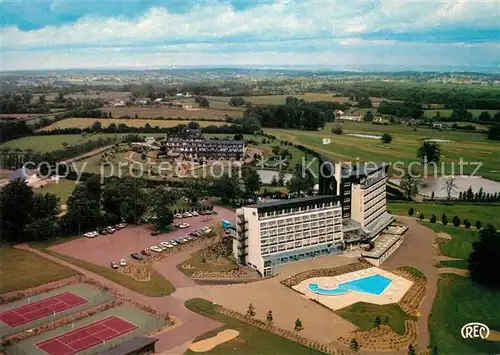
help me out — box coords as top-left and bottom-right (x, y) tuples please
(461, 323), (490, 339)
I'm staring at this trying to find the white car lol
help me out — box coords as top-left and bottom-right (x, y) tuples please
(183, 212), (192, 218)
(192, 211), (199, 216)
(169, 241), (178, 246)
(158, 244), (168, 251)
(176, 223), (190, 229)
(120, 258), (127, 266)
(84, 231), (98, 238)
(175, 213), (183, 219)
(150, 246), (163, 253)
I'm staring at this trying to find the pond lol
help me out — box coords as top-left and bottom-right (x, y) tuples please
(345, 133), (381, 140)
(257, 169), (292, 184)
(390, 176), (500, 198)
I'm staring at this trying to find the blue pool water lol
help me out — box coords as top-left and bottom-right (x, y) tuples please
(307, 274), (392, 296)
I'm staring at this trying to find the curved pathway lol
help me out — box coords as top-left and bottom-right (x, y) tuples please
(380, 216), (439, 352)
(437, 267), (469, 277)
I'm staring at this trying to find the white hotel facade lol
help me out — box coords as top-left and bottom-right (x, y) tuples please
(234, 159), (393, 276)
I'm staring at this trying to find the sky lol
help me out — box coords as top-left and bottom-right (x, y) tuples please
(1, 0), (499, 71)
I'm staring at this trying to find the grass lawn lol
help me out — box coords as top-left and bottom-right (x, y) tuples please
(388, 201), (500, 227)
(0, 248), (79, 294)
(34, 179), (77, 203)
(429, 274), (500, 354)
(0, 133), (126, 153)
(40, 249), (175, 297)
(40, 118), (226, 131)
(184, 298), (325, 355)
(439, 259), (469, 269)
(265, 121), (500, 181)
(421, 222), (479, 259)
(337, 302), (414, 335)
(176, 250), (237, 277)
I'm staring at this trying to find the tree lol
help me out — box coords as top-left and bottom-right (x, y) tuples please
(441, 213), (448, 226)
(468, 224), (500, 288)
(266, 310), (273, 325)
(270, 175), (278, 186)
(294, 318), (303, 332)
(430, 345), (439, 355)
(212, 174), (242, 204)
(464, 220), (471, 229)
(102, 177), (148, 223)
(277, 169), (285, 186)
(431, 191), (435, 200)
(408, 344), (416, 355)
(187, 121), (201, 129)
(85, 175), (102, 203)
(466, 186), (474, 200)
(331, 124), (343, 135)
(233, 133), (244, 140)
(488, 124), (500, 140)
(442, 176), (457, 200)
(151, 187), (178, 230)
(417, 141), (441, 163)
(476, 220), (482, 229)
(408, 207), (414, 216)
(350, 338), (360, 353)
(363, 110), (374, 122)
(419, 213), (425, 221)
(452, 215), (461, 227)
(246, 303), (256, 318)
(478, 111), (491, 122)
(90, 120), (102, 132)
(374, 315), (381, 328)
(242, 168), (262, 195)
(63, 184), (101, 233)
(0, 180), (34, 242)
(430, 214), (437, 223)
(381, 133), (393, 144)
(195, 96), (210, 108)
(182, 178), (206, 206)
(399, 170), (420, 200)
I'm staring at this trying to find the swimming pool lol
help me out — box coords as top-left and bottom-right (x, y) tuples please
(307, 274), (392, 296)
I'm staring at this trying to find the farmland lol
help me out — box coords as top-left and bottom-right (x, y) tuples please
(103, 106), (239, 119)
(0, 133), (129, 153)
(40, 118), (226, 130)
(207, 93), (350, 106)
(265, 121), (500, 180)
(33, 91), (131, 101)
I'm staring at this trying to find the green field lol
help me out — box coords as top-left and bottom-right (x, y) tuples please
(388, 201), (500, 227)
(9, 304), (167, 355)
(0, 248), (79, 294)
(207, 93), (349, 106)
(429, 274), (500, 354)
(41, 249), (175, 297)
(35, 179), (78, 203)
(337, 302), (414, 335)
(184, 298), (325, 355)
(0, 133), (127, 153)
(421, 222), (480, 259)
(266, 121), (500, 180)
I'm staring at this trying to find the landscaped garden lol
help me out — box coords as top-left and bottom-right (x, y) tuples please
(184, 298), (325, 355)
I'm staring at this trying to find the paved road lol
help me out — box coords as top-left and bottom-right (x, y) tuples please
(381, 216), (439, 352)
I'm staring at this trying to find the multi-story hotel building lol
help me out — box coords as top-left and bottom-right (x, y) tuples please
(234, 196), (343, 277)
(234, 157), (393, 276)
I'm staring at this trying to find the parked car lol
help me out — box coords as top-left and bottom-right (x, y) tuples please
(131, 253), (144, 260)
(99, 229), (109, 235)
(111, 261), (119, 269)
(169, 241), (178, 246)
(141, 248), (151, 256)
(106, 226), (116, 234)
(84, 231), (98, 238)
(175, 213), (183, 219)
(151, 230), (160, 236)
(150, 246), (162, 253)
(120, 258), (127, 266)
(192, 211), (199, 216)
(206, 210), (213, 215)
(199, 210), (206, 215)
(189, 231), (199, 237)
(176, 223), (190, 229)
(183, 212), (192, 218)
(158, 244), (168, 251)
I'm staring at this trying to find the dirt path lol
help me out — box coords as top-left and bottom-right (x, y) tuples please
(380, 216), (439, 352)
(15, 244), (221, 354)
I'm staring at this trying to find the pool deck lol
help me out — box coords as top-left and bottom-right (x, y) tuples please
(293, 267), (413, 310)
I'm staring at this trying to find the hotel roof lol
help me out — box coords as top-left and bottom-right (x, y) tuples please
(245, 195), (338, 211)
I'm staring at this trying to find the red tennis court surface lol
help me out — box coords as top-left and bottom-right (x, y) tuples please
(36, 316), (138, 355)
(0, 292), (88, 328)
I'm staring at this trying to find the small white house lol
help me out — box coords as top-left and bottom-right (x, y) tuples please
(8, 168), (39, 186)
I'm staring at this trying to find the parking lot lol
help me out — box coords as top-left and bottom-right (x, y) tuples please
(50, 207), (236, 268)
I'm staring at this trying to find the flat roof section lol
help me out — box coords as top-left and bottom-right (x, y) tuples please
(361, 234), (401, 259)
(245, 195), (338, 211)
